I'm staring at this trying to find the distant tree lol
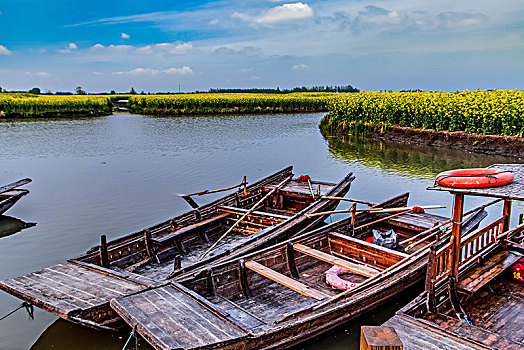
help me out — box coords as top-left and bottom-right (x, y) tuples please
(110, 90), (116, 95)
(140, 90), (145, 95)
(28, 87), (41, 94)
(75, 86), (86, 95)
(130, 87), (136, 94)
(0, 86), (3, 93)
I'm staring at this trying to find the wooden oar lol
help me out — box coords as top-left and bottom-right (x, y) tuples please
(198, 176), (292, 261)
(400, 198), (503, 247)
(321, 196), (377, 206)
(353, 209), (412, 231)
(180, 178), (248, 209)
(312, 240), (432, 311)
(305, 205), (445, 218)
(307, 179), (315, 199)
(0, 178), (32, 194)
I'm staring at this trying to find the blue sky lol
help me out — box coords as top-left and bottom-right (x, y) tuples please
(0, 0), (523, 93)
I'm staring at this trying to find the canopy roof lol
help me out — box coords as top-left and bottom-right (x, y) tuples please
(428, 164), (524, 201)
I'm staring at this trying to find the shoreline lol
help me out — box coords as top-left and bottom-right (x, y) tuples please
(349, 125), (524, 159)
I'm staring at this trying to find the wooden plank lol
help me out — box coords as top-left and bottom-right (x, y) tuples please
(360, 326), (403, 350)
(458, 251), (521, 295)
(151, 213), (229, 244)
(293, 243), (380, 278)
(218, 205), (291, 220)
(110, 284), (248, 350)
(0, 261), (147, 319)
(244, 260), (329, 300)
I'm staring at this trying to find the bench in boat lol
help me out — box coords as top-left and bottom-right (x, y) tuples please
(244, 260), (329, 300)
(458, 250), (521, 296)
(151, 213), (229, 244)
(218, 205), (291, 220)
(292, 243), (380, 278)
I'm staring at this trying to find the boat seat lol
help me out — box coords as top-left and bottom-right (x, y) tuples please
(458, 250), (521, 296)
(151, 213), (229, 244)
(218, 205), (291, 220)
(245, 260), (329, 300)
(293, 243), (380, 278)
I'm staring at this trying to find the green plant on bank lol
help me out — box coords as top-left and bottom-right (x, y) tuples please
(0, 93), (112, 117)
(320, 90), (524, 137)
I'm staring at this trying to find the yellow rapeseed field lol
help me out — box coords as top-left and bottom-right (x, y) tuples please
(127, 92), (339, 114)
(0, 93), (112, 117)
(321, 90), (524, 137)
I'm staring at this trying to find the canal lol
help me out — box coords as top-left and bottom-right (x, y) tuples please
(0, 113), (519, 349)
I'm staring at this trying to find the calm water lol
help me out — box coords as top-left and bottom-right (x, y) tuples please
(0, 113), (520, 350)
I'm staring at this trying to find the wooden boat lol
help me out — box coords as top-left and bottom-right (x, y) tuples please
(0, 178), (31, 215)
(106, 193), (487, 350)
(0, 167), (355, 330)
(384, 163), (524, 350)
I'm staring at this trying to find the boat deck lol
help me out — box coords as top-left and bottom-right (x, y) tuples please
(0, 261), (150, 328)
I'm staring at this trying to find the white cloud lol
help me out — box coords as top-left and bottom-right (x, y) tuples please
(136, 42), (192, 54)
(122, 33), (130, 39)
(112, 66), (193, 76)
(232, 2), (314, 27)
(240, 68), (253, 73)
(163, 66), (193, 75)
(36, 72), (50, 77)
(0, 45), (11, 55)
(69, 43), (77, 50)
(209, 19), (219, 25)
(435, 12), (488, 28)
(291, 64), (308, 70)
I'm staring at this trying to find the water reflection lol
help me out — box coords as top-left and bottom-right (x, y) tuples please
(0, 216), (36, 238)
(31, 319), (153, 350)
(324, 135), (514, 181)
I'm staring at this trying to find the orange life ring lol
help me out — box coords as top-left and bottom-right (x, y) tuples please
(325, 266), (360, 290)
(435, 168), (514, 188)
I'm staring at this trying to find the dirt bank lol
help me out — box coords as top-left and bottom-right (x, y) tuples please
(366, 126), (524, 159)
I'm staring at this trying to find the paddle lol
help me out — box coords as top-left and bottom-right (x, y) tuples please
(0, 178), (32, 194)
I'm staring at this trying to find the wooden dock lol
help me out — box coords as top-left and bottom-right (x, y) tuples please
(383, 314), (486, 350)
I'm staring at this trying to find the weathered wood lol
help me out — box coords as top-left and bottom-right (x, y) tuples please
(450, 193), (464, 279)
(110, 284), (248, 350)
(218, 205), (291, 220)
(321, 196), (377, 206)
(360, 326), (403, 350)
(354, 209), (412, 231)
(502, 199), (512, 232)
(286, 242), (300, 279)
(425, 245), (437, 313)
(0, 178), (31, 194)
(151, 213), (229, 244)
(457, 250), (521, 295)
(245, 260), (329, 300)
(238, 259), (250, 298)
(293, 243), (380, 277)
(307, 205), (446, 218)
(199, 175), (292, 261)
(99, 235), (109, 268)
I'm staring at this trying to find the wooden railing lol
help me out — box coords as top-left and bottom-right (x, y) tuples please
(459, 216), (505, 266)
(431, 241), (452, 283)
(427, 216), (505, 284)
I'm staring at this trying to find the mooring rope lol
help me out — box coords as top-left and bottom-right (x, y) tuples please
(121, 328), (139, 350)
(0, 302), (34, 321)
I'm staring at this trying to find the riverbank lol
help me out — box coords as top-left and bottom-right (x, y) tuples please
(323, 124), (524, 159)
